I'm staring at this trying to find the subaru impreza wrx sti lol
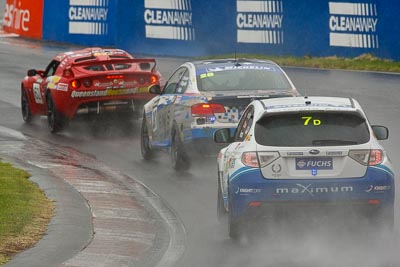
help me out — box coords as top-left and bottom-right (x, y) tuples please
(140, 58), (299, 170)
(214, 96), (395, 239)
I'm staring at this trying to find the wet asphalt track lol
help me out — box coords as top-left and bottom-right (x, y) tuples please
(0, 36), (400, 267)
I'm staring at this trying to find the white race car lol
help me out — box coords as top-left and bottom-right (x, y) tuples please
(215, 96), (395, 239)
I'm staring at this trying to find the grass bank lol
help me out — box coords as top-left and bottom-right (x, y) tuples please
(203, 53), (400, 73)
(0, 161), (54, 264)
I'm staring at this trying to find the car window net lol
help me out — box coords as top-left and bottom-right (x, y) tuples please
(255, 112), (370, 146)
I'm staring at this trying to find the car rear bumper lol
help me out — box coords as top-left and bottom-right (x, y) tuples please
(182, 127), (235, 155)
(229, 166), (395, 218)
(58, 94), (154, 119)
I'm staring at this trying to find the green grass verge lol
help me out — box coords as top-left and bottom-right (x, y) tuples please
(0, 161), (54, 264)
(201, 53), (400, 73)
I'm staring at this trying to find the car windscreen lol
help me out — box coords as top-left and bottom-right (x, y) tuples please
(255, 112), (370, 147)
(196, 65), (292, 91)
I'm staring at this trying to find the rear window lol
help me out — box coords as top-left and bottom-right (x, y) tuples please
(196, 65), (292, 92)
(255, 112), (370, 147)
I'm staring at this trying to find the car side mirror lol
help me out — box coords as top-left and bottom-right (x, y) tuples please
(27, 69), (37, 76)
(214, 128), (233, 143)
(149, 84), (162, 94)
(372, 125), (389, 140)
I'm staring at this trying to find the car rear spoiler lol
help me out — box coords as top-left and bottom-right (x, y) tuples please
(71, 58), (157, 72)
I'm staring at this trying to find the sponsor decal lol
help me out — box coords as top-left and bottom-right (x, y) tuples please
(144, 0), (195, 41)
(326, 151), (343, 156)
(271, 163), (281, 173)
(32, 83), (43, 104)
(276, 183), (354, 196)
(365, 185), (391, 193)
(205, 65), (275, 73)
(287, 152), (303, 156)
(266, 103), (352, 110)
(47, 76), (62, 89)
(57, 83), (69, 91)
(239, 188), (261, 194)
(71, 88), (137, 98)
(3, 0), (43, 38)
(329, 2), (379, 48)
(236, 0), (284, 44)
(296, 157), (333, 170)
(229, 158), (236, 169)
(235, 186), (261, 194)
(68, 0), (109, 35)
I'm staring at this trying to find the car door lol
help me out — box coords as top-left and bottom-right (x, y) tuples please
(150, 66), (188, 146)
(222, 106), (255, 207)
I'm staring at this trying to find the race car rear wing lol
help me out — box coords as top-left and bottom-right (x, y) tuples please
(71, 58), (158, 73)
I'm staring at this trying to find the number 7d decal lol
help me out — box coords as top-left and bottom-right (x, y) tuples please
(302, 116), (321, 126)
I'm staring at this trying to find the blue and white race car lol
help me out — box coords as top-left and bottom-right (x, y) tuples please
(214, 96), (395, 239)
(140, 58), (299, 170)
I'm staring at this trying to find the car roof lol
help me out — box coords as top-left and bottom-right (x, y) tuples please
(53, 47), (133, 64)
(257, 96), (361, 113)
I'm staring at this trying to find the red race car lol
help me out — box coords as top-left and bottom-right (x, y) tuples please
(21, 47), (161, 132)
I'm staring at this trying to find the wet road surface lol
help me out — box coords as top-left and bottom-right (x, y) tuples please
(0, 37), (400, 267)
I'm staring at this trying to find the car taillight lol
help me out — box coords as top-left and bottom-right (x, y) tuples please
(106, 75), (124, 79)
(63, 68), (74, 78)
(348, 149), (383, 166)
(241, 152), (259, 168)
(83, 78), (92, 88)
(70, 79), (81, 89)
(369, 149), (383, 166)
(191, 103), (225, 116)
(150, 75), (158, 84)
(257, 151), (280, 167)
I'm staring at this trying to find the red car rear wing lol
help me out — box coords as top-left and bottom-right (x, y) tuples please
(71, 58), (158, 73)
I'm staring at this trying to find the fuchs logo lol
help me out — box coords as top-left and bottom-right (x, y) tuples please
(296, 158), (333, 170)
(236, 0), (284, 44)
(329, 2), (378, 48)
(68, 0), (109, 35)
(276, 183), (353, 196)
(297, 160), (307, 168)
(144, 0), (195, 41)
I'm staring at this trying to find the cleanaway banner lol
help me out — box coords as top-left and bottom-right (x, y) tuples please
(42, 0), (117, 46)
(116, 0), (400, 59)
(3, 0), (399, 60)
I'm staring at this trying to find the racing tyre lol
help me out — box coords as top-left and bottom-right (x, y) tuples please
(47, 94), (65, 133)
(140, 114), (153, 160)
(217, 174), (227, 222)
(171, 128), (190, 171)
(228, 203), (243, 240)
(21, 87), (33, 122)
